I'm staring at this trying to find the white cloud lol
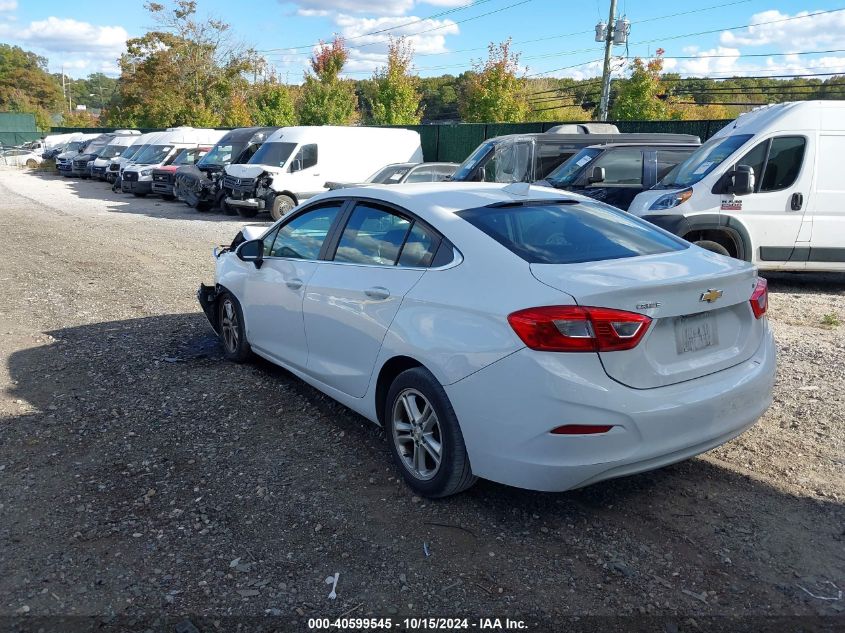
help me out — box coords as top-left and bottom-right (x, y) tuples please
(287, 0), (416, 17)
(0, 1), (18, 11)
(4, 17), (128, 53)
(720, 9), (845, 50)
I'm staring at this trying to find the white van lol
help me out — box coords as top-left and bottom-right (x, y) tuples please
(55, 134), (101, 175)
(92, 134), (143, 181)
(629, 101), (845, 272)
(223, 126), (423, 219)
(107, 132), (159, 183)
(122, 128), (226, 196)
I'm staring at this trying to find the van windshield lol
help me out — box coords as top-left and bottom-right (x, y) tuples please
(134, 144), (175, 164)
(655, 134), (752, 189)
(545, 147), (603, 187)
(99, 144), (128, 159)
(248, 141), (297, 168)
(199, 143), (239, 168)
(451, 142), (495, 181)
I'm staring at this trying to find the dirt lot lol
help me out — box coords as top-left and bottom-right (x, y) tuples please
(0, 168), (843, 632)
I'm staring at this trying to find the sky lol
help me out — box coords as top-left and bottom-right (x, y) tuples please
(1, 0), (845, 83)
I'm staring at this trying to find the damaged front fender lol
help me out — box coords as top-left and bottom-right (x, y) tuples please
(197, 284), (221, 334)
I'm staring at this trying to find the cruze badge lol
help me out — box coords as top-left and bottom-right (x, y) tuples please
(636, 301), (661, 310)
(700, 289), (723, 303)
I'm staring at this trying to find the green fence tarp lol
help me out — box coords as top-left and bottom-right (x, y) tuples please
(38, 119), (732, 162)
(0, 112), (40, 146)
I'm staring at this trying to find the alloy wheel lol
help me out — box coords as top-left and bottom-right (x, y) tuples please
(391, 388), (443, 480)
(220, 298), (239, 353)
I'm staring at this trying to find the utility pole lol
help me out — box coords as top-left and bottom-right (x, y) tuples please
(596, 1), (629, 121)
(598, 0), (616, 121)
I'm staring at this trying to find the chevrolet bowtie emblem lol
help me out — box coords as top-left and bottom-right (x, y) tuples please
(699, 289), (723, 303)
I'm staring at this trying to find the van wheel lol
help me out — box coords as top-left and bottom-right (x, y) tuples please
(237, 206), (258, 218)
(695, 240), (730, 256)
(270, 195), (295, 221)
(385, 367), (477, 498)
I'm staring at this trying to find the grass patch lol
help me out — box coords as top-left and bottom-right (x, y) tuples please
(821, 313), (841, 327)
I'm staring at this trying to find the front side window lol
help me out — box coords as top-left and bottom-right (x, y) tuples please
(458, 201), (687, 265)
(334, 205), (411, 265)
(290, 144), (318, 171)
(735, 141), (768, 191)
(589, 147), (644, 186)
(266, 203), (343, 260)
(483, 141), (532, 183)
(545, 148), (602, 187)
(760, 136), (805, 191)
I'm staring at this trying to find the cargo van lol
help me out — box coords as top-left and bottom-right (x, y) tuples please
(55, 134), (100, 174)
(108, 132), (159, 183)
(122, 128), (225, 196)
(629, 101), (845, 271)
(540, 142), (699, 210)
(91, 133), (143, 180)
(450, 132), (700, 184)
(175, 127), (277, 211)
(223, 126), (423, 219)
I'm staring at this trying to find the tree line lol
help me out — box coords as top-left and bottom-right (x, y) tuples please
(2, 0), (844, 131)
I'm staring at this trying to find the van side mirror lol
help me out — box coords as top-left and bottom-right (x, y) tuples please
(588, 166), (606, 184)
(728, 165), (755, 196)
(236, 239), (264, 268)
(289, 158), (303, 173)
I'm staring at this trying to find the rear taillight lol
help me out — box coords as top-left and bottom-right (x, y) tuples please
(507, 306), (651, 352)
(750, 277), (768, 319)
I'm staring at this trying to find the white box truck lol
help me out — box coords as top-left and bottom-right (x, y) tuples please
(629, 101), (845, 272)
(223, 126), (423, 220)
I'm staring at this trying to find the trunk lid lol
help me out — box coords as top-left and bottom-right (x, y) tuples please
(530, 248), (763, 389)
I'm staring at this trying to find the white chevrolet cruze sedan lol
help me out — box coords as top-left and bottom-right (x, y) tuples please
(199, 182), (776, 498)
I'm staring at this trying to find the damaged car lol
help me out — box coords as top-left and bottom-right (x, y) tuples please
(151, 146), (211, 200)
(174, 127), (277, 212)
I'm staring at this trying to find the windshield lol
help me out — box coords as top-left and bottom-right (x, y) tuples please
(458, 201), (687, 265)
(172, 148), (206, 166)
(121, 144), (143, 159)
(451, 142), (495, 182)
(133, 144), (175, 165)
(99, 144), (128, 159)
(369, 165), (412, 183)
(656, 134), (752, 189)
(64, 141), (84, 152)
(199, 142), (239, 168)
(545, 148), (603, 186)
(248, 141), (297, 168)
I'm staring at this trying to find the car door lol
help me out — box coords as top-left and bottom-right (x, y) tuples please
(241, 201), (345, 370)
(805, 133), (845, 268)
(284, 143), (322, 199)
(727, 135), (810, 266)
(302, 202), (441, 397)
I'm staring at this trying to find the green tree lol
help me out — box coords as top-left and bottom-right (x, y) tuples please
(609, 52), (670, 120)
(62, 109), (100, 128)
(370, 37), (422, 125)
(0, 44), (63, 130)
(298, 37), (359, 126)
(109, 0), (261, 127)
(460, 39), (528, 123)
(250, 81), (297, 126)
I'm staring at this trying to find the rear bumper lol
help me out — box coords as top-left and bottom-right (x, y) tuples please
(444, 325), (776, 492)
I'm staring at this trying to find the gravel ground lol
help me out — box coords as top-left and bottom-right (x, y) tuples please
(0, 168), (843, 632)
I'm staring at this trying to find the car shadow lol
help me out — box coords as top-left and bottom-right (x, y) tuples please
(4, 313), (843, 618)
(28, 170), (271, 224)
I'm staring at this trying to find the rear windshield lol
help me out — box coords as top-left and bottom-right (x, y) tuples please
(458, 201), (687, 264)
(248, 141), (297, 168)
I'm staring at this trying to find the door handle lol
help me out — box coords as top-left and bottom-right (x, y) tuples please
(364, 286), (390, 300)
(286, 278), (303, 290)
(791, 192), (804, 211)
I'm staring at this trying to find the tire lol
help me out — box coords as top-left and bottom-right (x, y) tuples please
(694, 239), (731, 256)
(385, 367), (477, 498)
(237, 206), (259, 218)
(270, 194), (295, 221)
(217, 293), (251, 363)
(25, 159), (37, 168)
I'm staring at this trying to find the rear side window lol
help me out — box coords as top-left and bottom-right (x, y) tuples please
(334, 205), (412, 265)
(458, 202), (687, 265)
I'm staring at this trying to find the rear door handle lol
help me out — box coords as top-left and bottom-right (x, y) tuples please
(364, 286), (390, 300)
(791, 192), (804, 211)
(286, 278), (303, 290)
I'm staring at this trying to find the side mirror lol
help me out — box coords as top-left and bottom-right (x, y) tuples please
(289, 158), (303, 173)
(588, 166), (606, 184)
(236, 238), (264, 269)
(729, 164), (755, 196)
